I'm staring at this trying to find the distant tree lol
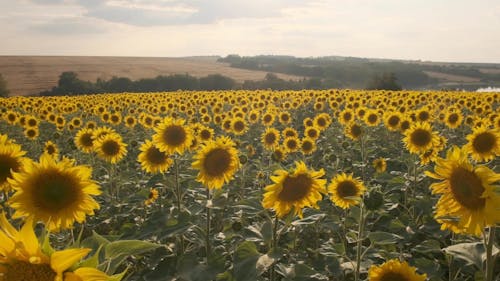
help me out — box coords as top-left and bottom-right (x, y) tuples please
(0, 74), (10, 97)
(366, 72), (402, 91)
(199, 74), (235, 90)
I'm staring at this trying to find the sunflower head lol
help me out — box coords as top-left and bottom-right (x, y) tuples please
(426, 146), (500, 235)
(345, 122), (363, 141)
(8, 154), (102, 231)
(368, 259), (427, 281)
(300, 138), (316, 155)
(144, 188), (159, 206)
(372, 158), (387, 173)
(328, 173), (366, 209)
(464, 125), (500, 162)
(262, 128), (281, 150)
(94, 132), (128, 164)
(192, 136), (240, 189)
(0, 143), (29, 192)
(403, 122), (439, 154)
(138, 140), (173, 174)
(262, 161), (326, 218)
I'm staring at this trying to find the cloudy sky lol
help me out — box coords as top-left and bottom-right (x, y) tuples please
(1, 0), (499, 63)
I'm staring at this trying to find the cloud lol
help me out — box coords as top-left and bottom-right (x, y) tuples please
(29, 17), (108, 35)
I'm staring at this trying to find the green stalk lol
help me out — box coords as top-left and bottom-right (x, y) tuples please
(485, 226), (496, 281)
(173, 157), (184, 255)
(271, 215), (279, 281)
(206, 188), (211, 264)
(355, 133), (367, 281)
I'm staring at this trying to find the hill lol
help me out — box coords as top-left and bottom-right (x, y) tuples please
(0, 56), (301, 96)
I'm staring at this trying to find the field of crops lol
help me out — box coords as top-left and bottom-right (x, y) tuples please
(0, 89), (498, 281)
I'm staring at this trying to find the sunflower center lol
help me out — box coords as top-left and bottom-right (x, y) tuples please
(200, 129), (211, 140)
(317, 118), (326, 127)
(80, 133), (94, 147)
(367, 114), (378, 123)
(449, 167), (485, 210)
(418, 111), (430, 121)
(388, 116), (400, 126)
(0, 155), (21, 184)
(278, 174), (312, 202)
(350, 124), (362, 137)
(337, 180), (358, 198)
(33, 169), (81, 212)
(27, 119), (37, 127)
(263, 115), (272, 123)
(5, 261), (56, 281)
(400, 121), (410, 131)
(307, 129), (318, 138)
(302, 141), (313, 151)
(46, 146), (56, 155)
(146, 146), (167, 165)
(379, 271), (409, 281)
(162, 125), (187, 146)
(410, 129), (431, 147)
(343, 112), (352, 121)
(203, 148), (231, 177)
(101, 140), (120, 156)
(27, 129), (37, 138)
(472, 132), (495, 153)
(448, 114), (458, 124)
(285, 139), (298, 150)
(233, 121), (245, 132)
(265, 133), (277, 144)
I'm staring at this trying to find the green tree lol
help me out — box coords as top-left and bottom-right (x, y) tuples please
(0, 74), (9, 97)
(366, 72), (402, 91)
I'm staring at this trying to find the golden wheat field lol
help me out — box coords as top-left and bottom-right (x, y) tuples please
(0, 89), (499, 281)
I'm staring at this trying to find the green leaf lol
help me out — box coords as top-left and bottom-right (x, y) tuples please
(108, 267), (128, 281)
(292, 213), (326, 226)
(233, 241), (260, 281)
(442, 242), (499, 269)
(368, 231), (403, 245)
(78, 245), (103, 269)
(104, 240), (163, 274)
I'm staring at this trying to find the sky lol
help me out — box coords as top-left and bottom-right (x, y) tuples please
(1, 0), (499, 63)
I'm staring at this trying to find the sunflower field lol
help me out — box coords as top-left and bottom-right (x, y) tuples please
(0, 89), (498, 281)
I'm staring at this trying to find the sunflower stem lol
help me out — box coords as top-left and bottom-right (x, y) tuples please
(173, 157), (184, 255)
(271, 215), (279, 281)
(484, 226), (496, 281)
(206, 187), (211, 265)
(354, 201), (365, 281)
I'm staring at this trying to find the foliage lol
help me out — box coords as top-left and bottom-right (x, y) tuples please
(0, 73), (10, 97)
(366, 72), (402, 91)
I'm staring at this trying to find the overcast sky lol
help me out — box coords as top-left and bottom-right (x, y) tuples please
(1, 0), (499, 63)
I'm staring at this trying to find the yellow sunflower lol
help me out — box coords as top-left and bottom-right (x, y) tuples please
(372, 158), (387, 173)
(94, 132), (128, 164)
(464, 126), (500, 162)
(43, 140), (59, 159)
(152, 117), (193, 155)
(138, 140), (173, 174)
(425, 146), (500, 236)
(192, 136), (240, 189)
(383, 112), (402, 131)
(144, 188), (159, 206)
(7, 154), (101, 231)
(304, 126), (320, 140)
(368, 259), (427, 281)
(272, 146), (287, 162)
(444, 110), (463, 129)
(0, 213), (112, 281)
(262, 161), (326, 218)
(24, 127), (39, 140)
(344, 122), (363, 141)
(300, 138), (316, 155)
(0, 143), (29, 192)
(402, 122), (440, 154)
(261, 128), (281, 150)
(363, 109), (380, 126)
(328, 173), (366, 209)
(74, 128), (95, 153)
(283, 136), (301, 153)
(231, 117), (248, 136)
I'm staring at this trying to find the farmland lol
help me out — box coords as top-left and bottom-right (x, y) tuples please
(0, 89), (499, 280)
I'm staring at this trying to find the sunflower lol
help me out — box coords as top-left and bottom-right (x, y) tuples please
(231, 117), (248, 136)
(93, 132), (128, 164)
(425, 146), (500, 235)
(198, 126), (215, 143)
(124, 115), (137, 128)
(368, 259), (427, 281)
(261, 128), (281, 150)
(278, 111), (292, 125)
(261, 112), (275, 127)
(272, 146), (287, 162)
(144, 188), (159, 206)
(262, 161), (326, 218)
(283, 127), (299, 139)
(344, 122), (363, 141)
(300, 138), (316, 155)
(444, 110), (463, 129)
(0, 213), (112, 281)
(24, 127), (39, 140)
(339, 109), (355, 125)
(0, 143), (29, 192)
(383, 112), (402, 131)
(372, 158), (387, 173)
(43, 140), (59, 159)
(328, 173), (366, 209)
(283, 136), (300, 153)
(8, 154), (101, 231)
(138, 140), (173, 174)
(402, 122), (440, 154)
(304, 126), (320, 140)
(74, 128), (95, 153)
(364, 109), (380, 126)
(313, 113), (332, 130)
(464, 126), (500, 162)
(192, 136), (240, 189)
(4, 110), (18, 125)
(153, 118), (193, 155)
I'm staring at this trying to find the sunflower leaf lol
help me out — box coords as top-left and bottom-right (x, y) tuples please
(368, 231), (403, 245)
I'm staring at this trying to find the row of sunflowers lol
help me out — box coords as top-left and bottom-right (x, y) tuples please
(0, 89), (498, 280)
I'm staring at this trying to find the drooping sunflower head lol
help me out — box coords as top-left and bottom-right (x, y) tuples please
(464, 125), (500, 162)
(368, 259), (427, 281)
(152, 117), (193, 155)
(192, 136), (240, 189)
(138, 140), (173, 174)
(94, 132), (128, 164)
(262, 127), (281, 150)
(328, 172), (366, 209)
(144, 188), (159, 206)
(262, 161), (326, 218)
(0, 143), (29, 192)
(403, 122), (440, 154)
(426, 146), (500, 236)
(272, 146), (287, 162)
(344, 122), (363, 141)
(372, 158), (387, 173)
(8, 154), (102, 231)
